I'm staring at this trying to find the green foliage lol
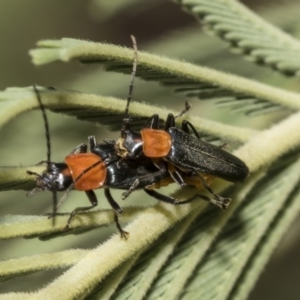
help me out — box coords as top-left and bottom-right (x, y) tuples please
(174, 0), (300, 76)
(1, 1), (300, 299)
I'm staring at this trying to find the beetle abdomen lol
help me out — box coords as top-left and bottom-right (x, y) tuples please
(167, 127), (249, 182)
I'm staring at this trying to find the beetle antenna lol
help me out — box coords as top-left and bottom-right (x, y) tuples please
(33, 85), (51, 169)
(33, 85), (57, 225)
(124, 35), (138, 119)
(174, 100), (191, 119)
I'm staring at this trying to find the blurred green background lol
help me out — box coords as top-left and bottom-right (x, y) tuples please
(0, 0), (300, 298)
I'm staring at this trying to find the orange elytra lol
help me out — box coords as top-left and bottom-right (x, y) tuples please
(65, 153), (107, 191)
(141, 128), (171, 158)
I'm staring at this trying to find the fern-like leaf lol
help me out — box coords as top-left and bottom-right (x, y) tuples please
(2, 5), (300, 298)
(174, 0), (300, 76)
(180, 156), (300, 300)
(3, 105), (300, 298)
(29, 38), (300, 115)
(0, 86), (255, 142)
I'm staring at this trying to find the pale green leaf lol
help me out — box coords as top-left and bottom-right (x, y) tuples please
(3, 107), (300, 299)
(0, 86), (255, 142)
(29, 38), (300, 115)
(90, 209), (200, 300)
(0, 207), (143, 240)
(0, 249), (88, 281)
(2, 5), (300, 298)
(180, 156), (300, 300)
(143, 170), (263, 300)
(173, 0), (300, 76)
(230, 185), (300, 300)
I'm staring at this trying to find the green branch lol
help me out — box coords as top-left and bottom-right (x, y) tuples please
(29, 39), (300, 111)
(0, 87), (255, 142)
(2, 4), (300, 298)
(17, 109), (300, 299)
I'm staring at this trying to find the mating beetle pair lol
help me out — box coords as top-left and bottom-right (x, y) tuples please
(27, 86), (210, 238)
(27, 36), (249, 238)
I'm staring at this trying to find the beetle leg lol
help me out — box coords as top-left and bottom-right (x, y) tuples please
(104, 188), (128, 239)
(89, 136), (119, 164)
(68, 143), (88, 155)
(169, 169), (186, 186)
(34, 159), (49, 166)
(88, 135), (97, 152)
(89, 135), (116, 154)
(144, 188), (188, 204)
(181, 120), (201, 138)
(63, 189), (98, 230)
(165, 101), (191, 131)
(182, 121), (228, 149)
(144, 189), (230, 209)
(114, 213), (128, 239)
(121, 179), (140, 200)
(143, 114), (160, 129)
(144, 189), (203, 205)
(164, 113), (175, 130)
(165, 163), (186, 187)
(162, 101), (191, 131)
(196, 173), (231, 209)
(152, 160), (186, 187)
(104, 188), (123, 214)
(26, 170), (41, 177)
(46, 181), (74, 223)
(121, 165), (167, 200)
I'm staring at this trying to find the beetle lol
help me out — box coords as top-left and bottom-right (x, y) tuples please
(115, 37), (249, 208)
(27, 136), (161, 238)
(117, 110), (249, 183)
(27, 86), (214, 238)
(26, 35), (235, 238)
